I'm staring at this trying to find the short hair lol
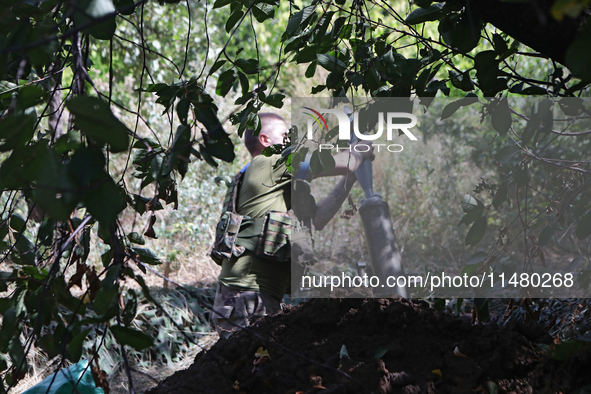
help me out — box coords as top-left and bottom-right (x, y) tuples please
(244, 113), (286, 155)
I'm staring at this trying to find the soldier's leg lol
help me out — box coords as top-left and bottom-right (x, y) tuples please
(244, 291), (281, 323)
(212, 283), (249, 339)
(212, 283), (281, 339)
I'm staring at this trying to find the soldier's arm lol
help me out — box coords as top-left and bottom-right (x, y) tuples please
(306, 141), (374, 229)
(313, 141), (374, 178)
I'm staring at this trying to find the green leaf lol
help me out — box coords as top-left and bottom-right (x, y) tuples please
(492, 33), (508, 55)
(406, 3), (447, 25)
(68, 147), (107, 186)
(296, 46), (319, 64)
(203, 134), (235, 163)
(565, 23), (591, 81)
(209, 60), (226, 76)
(216, 70), (236, 97)
(0, 308), (17, 351)
(465, 216), (487, 246)
(459, 208), (484, 226)
(9, 214), (26, 232)
(461, 194), (481, 214)
(311, 85), (326, 94)
(110, 325), (153, 350)
(439, 12), (481, 54)
(199, 143), (218, 167)
(569, 256), (584, 271)
(441, 100), (464, 120)
(519, 100), (551, 145)
(331, 16), (347, 40)
(83, 172), (127, 226)
(33, 149), (77, 221)
(448, 70), (474, 92)
(94, 286), (118, 318)
(131, 247), (161, 265)
(66, 96), (130, 153)
(122, 290), (138, 326)
(474, 51), (499, 92)
(285, 6), (316, 37)
(235, 58), (260, 75)
(495, 145), (520, 163)
(305, 61), (317, 78)
(127, 232), (145, 245)
(16, 85), (46, 109)
(163, 124), (192, 178)
(213, 0), (233, 8)
(253, 3), (275, 23)
(519, 85), (548, 95)
(67, 328), (91, 362)
(101, 249), (113, 266)
(238, 71), (249, 96)
(8, 336), (27, 375)
(576, 211), (591, 240)
(0, 113), (36, 152)
(467, 251), (488, 265)
(176, 97), (190, 125)
(194, 104), (225, 139)
(317, 53), (347, 74)
(74, 0), (117, 40)
(440, 96), (478, 120)
(131, 194), (161, 215)
(491, 98), (512, 136)
(521, 119), (538, 146)
(225, 9), (244, 33)
(0, 81), (18, 99)
(474, 51), (499, 95)
(263, 93), (285, 109)
(493, 183), (508, 209)
(113, 0), (134, 15)
(558, 98), (583, 116)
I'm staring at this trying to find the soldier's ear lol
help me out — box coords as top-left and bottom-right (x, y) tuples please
(259, 132), (271, 147)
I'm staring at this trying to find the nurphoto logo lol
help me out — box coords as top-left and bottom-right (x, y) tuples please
(302, 107), (418, 153)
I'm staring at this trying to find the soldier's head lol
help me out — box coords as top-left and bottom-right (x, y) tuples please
(244, 113), (288, 157)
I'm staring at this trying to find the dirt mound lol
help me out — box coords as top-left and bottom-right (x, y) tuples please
(147, 298), (591, 394)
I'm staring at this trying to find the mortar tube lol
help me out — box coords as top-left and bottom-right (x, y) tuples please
(359, 195), (407, 298)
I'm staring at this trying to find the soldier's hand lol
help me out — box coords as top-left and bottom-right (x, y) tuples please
(349, 141), (374, 172)
(352, 140), (375, 162)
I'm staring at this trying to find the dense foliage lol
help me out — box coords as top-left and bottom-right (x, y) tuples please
(0, 0), (590, 391)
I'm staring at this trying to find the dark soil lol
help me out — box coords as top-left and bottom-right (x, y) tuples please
(147, 298), (591, 394)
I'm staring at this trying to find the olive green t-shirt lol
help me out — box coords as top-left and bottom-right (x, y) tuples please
(218, 154), (291, 299)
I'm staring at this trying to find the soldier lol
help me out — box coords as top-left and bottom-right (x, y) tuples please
(211, 113), (372, 339)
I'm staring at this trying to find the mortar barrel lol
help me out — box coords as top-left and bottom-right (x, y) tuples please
(359, 195), (407, 298)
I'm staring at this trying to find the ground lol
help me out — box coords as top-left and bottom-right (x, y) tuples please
(146, 297), (591, 394)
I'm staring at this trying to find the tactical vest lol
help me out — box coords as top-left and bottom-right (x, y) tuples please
(209, 167), (317, 267)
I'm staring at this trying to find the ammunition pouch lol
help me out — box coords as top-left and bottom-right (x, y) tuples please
(209, 167), (317, 267)
(256, 211), (292, 262)
(209, 211), (293, 265)
(209, 211), (246, 265)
